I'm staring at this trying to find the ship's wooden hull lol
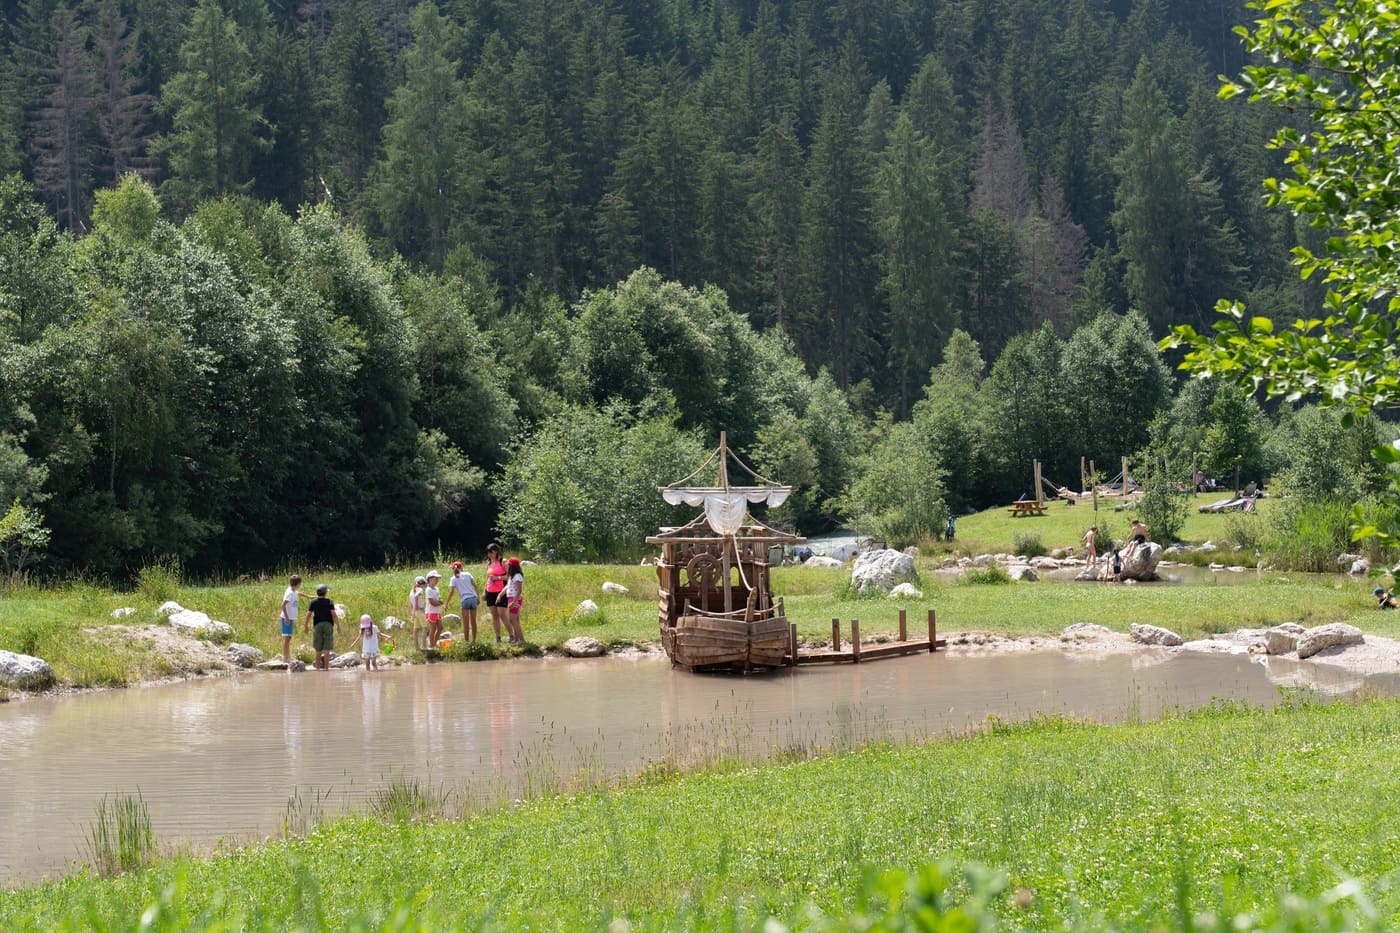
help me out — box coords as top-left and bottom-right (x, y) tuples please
(662, 611), (790, 671)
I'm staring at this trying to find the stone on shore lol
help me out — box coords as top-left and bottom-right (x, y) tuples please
(166, 609), (234, 640)
(562, 636), (607, 658)
(888, 582), (923, 599)
(804, 555), (843, 568)
(601, 581), (629, 595)
(226, 643), (265, 668)
(572, 599), (602, 623)
(0, 649), (55, 689)
(156, 601), (185, 616)
(258, 658), (306, 672)
(851, 549), (918, 595)
(1060, 623), (1115, 642)
(330, 652), (361, 669)
(1296, 623), (1364, 659)
(111, 607), (136, 618)
(1007, 565), (1039, 582)
(1130, 623), (1182, 647)
(1264, 623), (1306, 656)
(1118, 542), (1163, 581)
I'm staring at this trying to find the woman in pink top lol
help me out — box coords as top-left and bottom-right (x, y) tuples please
(484, 542), (508, 643)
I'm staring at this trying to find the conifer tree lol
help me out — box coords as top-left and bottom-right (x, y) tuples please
(748, 116), (803, 331)
(92, 0), (155, 183)
(154, 0), (267, 206)
(323, 0), (388, 186)
(29, 6), (96, 231)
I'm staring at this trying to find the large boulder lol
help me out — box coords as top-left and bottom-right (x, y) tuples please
(601, 581), (629, 596)
(1296, 623), (1364, 659)
(562, 636), (607, 658)
(804, 555), (843, 568)
(110, 607), (136, 618)
(888, 582), (924, 599)
(1130, 623), (1183, 647)
(851, 549), (919, 595)
(155, 601), (185, 617)
(166, 609), (235, 640)
(1118, 542), (1164, 581)
(0, 649), (55, 689)
(258, 658), (306, 672)
(330, 652), (362, 669)
(227, 643), (266, 668)
(571, 600), (603, 624)
(1264, 623), (1306, 656)
(1007, 565), (1039, 583)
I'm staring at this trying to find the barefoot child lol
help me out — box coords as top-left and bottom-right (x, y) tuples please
(349, 614), (393, 670)
(279, 574), (302, 665)
(448, 561), (478, 641)
(424, 570), (445, 647)
(409, 575), (426, 650)
(504, 557), (525, 644)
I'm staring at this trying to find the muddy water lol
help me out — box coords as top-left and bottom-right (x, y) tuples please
(2, 650), (1394, 885)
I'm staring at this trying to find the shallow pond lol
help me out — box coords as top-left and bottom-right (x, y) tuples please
(3, 649), (1395, 885)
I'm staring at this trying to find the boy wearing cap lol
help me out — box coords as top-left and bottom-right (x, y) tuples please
(1375, 587), (1398, 609)
(424, 571), (444, 647)
(304, 583), (340, 670)
(448, 561), (478, 641)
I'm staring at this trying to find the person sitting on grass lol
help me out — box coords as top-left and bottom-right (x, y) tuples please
(348, 614), (393, 670)
(1375, 587), (1398, 609)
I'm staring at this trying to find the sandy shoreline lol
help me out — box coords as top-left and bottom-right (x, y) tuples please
(6, 621), (1399, 703)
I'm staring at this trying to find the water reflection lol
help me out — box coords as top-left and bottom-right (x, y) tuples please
(1, 650), (1395, 885)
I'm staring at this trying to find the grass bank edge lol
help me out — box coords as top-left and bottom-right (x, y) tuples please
(3, 693), (1398, 930)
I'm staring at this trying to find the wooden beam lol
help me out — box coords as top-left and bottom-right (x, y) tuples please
(790, 622), (798, 667)
(898, 608), (907, 642)
(928, 609), (936, 653)
(851, 619), (861, 663)
(831, 618), (841, 653)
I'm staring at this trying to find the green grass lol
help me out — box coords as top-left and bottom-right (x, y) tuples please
(1, 552), (1393, 689)
(5, 696), (1400, 929)
(947, 491), (1278, 557)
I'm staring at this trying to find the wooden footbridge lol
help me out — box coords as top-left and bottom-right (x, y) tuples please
(787, 608), (945, 666)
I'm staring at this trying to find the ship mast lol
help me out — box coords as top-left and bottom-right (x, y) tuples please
(719, 431), (733, 613)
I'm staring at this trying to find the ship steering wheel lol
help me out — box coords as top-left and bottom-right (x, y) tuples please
(686, 553), (721, 591)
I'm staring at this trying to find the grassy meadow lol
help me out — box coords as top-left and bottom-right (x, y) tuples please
(3, 695), (1398, 929)
(0, 491), (1390, 689)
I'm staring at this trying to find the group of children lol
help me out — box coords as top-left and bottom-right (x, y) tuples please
(1081, 519), (1149, 579)
(276, 542), (528, 671)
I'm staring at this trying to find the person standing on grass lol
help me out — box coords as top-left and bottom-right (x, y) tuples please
(304, 583), (340, 670)
(448, 560), (478, 641)
(279, 574), (303, 666)
(408, 575), (427, 650)
(424, 570), (444, 647)
(504, 557), (525, 644)
(1082, 526), (1097, 566)
(484, 543), (508, 643)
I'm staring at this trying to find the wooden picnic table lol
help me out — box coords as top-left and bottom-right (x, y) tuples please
(1007, 500), (1047, 516)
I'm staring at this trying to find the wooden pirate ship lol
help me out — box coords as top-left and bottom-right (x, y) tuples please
(647, 433), (804, 672)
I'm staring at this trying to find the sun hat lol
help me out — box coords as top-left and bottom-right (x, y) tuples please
(360, 614), (373, 628)
(414, 575), (427, 585)
(427, 569), (441, 579)
(451, 561), (463, 571)
(507, 557), (521, 569)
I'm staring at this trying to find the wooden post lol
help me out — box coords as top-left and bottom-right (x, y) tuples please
(790, 622), (798, 666)
(851, 619), (861, 663)
(898, 608), (907, 642)
(831, 618), (841, 652)
(1090, 459), (1098, 519)
(1080, 455), (1087, 496)
(719, 431), (734, 614)
(928, 609), (937, 652)
(1122, 455), (1129, 495)
(1033, 459), (1044, 506)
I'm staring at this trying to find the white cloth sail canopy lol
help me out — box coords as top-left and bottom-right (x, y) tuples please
(660, 485), (792, 536)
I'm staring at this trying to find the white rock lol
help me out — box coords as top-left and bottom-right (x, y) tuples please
(1349, 558), (1370, 575)
(381, 616), (406, 630)
(333, 603), (347, 621)
(156, 601), (185, 616)
(639, 556), (656, 566)
(227, 643), (265, 668)
(601, 581), (629, 595)
(258, 658), (306, 672)
(521, 560), (537, 567)
(973, 554), (997, 567)
(330, 652), (362, 669)
(902, 545), (920, 557)
(573, 599), (602, 621)
(111, 607), (136, 618)
(0, 649), (55, 688)
(956, 557), (972, 567)
(1029, 556), (1060, 569)
(1337, 553), (1360, 566)
(940, 557), (958, 568)
(1209, 563), (1226, 571)
(562, 636), (607, 658)
(1007, 565), (1039, 582)
(1130, 623), (1183, 647)
(851, 549), (919, 595)
(1061, 623), (1115, 641)
(888, 582), (924, 599)
(1199, 542), (1217, 552)
(1118, 542), (1163, 581)
(444, 613), (461, 623)
(1264, 626), (1300, 656)
(804, 555), (843, 568)
(166, 609), (234, 639)
(1296, 623), (1364, 659)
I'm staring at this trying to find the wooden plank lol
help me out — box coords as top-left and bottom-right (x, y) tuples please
(851, 619), (861, 663)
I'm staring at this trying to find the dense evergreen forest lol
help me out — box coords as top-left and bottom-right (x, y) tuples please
(0, 0), (1366, 575)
